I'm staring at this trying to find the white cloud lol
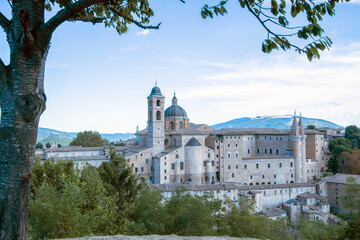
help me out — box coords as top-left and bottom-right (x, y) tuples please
(136, 29), (150, 36)
(180, 42), (360, 127)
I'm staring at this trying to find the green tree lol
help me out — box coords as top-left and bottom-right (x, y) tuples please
(128, 186), (167, 235)
(307, 125), (317, 130)
(164, 188), (222, 236)
(338, 177), (360, 240)
(327, 138), (352, 173)
(45, 142), (51, 148)
(57, 143), (62, 148)
(218, 203), (290, 239)
(70, 130), (109, 147)
(345, 125), (360, 148)
(97, 149), (145, 234)
(292, 216), (341, 240)
(35, 142), (44, 149)
(29, 153), (143, 238)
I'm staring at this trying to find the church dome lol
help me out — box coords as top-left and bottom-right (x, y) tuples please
(149, 86), (162, 96)
(165, 93), (187, 118)
(165, 105), (187, 118)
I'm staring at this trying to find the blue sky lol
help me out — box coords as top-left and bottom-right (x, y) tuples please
(1, 1), (360, 133)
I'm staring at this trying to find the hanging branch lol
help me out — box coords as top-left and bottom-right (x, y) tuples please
(108, 7), (161, 29)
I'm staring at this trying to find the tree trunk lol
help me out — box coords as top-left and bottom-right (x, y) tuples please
(0, 2), (49, 238)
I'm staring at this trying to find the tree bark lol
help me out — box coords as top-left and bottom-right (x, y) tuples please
(0, 1), (49, 239)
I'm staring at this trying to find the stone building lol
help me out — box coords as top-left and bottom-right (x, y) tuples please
(129, 85), (326, 185)
(35, 84), (328, 186)
(317, 173), (360, 214)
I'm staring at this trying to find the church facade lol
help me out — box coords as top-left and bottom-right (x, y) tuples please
(128, 85), (327, 185)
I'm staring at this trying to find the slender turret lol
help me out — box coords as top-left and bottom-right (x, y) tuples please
(299, 114), (307, 182)
(291, 112), (302, 183)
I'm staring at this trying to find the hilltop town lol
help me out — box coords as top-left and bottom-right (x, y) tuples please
(35, 85), (359, 226)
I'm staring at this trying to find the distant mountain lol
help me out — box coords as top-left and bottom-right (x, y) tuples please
(211, 115), (343, 130)
(37, 127), (136, 146)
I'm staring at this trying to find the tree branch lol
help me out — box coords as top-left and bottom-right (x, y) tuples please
(108, 7), (161, 30)
(0, 12), (11, 34)
(67, 15), (105, 25)
(244, 0), (310, 55)
(41, 0), (107, 35)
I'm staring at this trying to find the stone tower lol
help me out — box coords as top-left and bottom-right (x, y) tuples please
(290, 113), (302, 183)
(147, 84), (165, 155)
(299, 114), (307, 182)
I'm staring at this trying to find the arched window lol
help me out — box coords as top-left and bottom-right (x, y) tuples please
(169, 121), (174, 129)
(205, 176), (209, 183)
(157, 100), (160, 106)
(156, 111), (161, 120)
(179, 121), (183, 129)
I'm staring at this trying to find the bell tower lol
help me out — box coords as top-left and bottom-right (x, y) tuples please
(147, 83), (165, 155)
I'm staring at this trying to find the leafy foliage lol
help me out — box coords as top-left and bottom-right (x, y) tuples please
(70, 130), (109, 147)
(35, 142), (44, 149)
(306, 124), (317, 130)
(200, 0), (348, 60)
(328, 137), (352, 173)
(338, 177), (360, 239)
(328, 126), (360, 174)
(345, 125), (360, 148)
(29, 150), (143, 238)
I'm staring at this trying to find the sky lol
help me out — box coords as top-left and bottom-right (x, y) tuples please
(0, 1), (360, 133)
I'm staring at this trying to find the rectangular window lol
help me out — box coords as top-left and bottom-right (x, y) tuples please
(227, 153), (231, 158)
(208, 153), (211, 158)
(244, 164), (247, 169)
(257, 148), (260, 154)
(290, 162), (293, 167)
(256, 163), (259, 169)
(204, 161), (207, 167)
(248, 149), (250, 154)
(228, 165), (231, 169)
(236, 165), (238, 169)
(135, 167), (138, 172)
(270, 149), (272, 154)
(275, 148), (279, 155)
(180, 162), (184, 170)
(212, 161), (215, 166)
(232, 173), (234, 178)
(279, 162), (282, 168)
(267, 163), (271, 168)
(265, 149), (267, 154)
(176, 154), (179, 159)
(141, 167), (144, 172)
(171, 163), (175, 170)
